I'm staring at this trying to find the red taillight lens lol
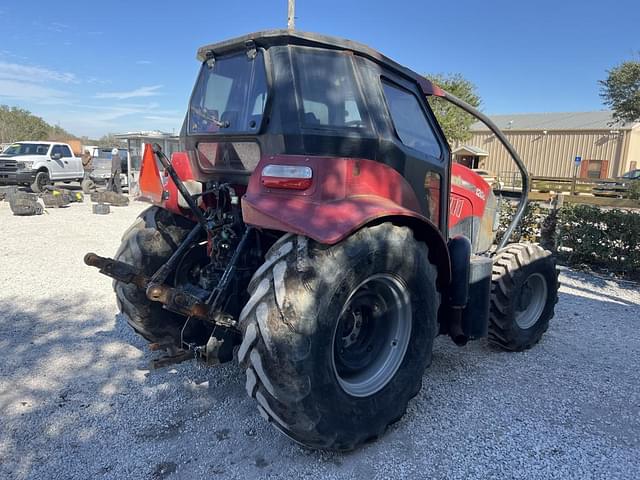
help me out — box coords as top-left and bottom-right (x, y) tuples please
(138, 143), (164, 202)
(261, 164), (313, 190)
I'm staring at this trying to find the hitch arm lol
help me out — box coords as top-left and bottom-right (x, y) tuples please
(84, 253), (149, 289)
(84, 253), (209, 320)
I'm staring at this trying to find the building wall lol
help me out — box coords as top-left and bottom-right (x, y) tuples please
(467, 129), (631, 178)
(625, 127), (640, 172)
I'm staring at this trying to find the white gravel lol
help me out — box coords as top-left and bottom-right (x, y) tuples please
(0, 199), (638, 480)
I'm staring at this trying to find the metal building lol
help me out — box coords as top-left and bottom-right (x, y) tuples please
(457, 111), (640, 179)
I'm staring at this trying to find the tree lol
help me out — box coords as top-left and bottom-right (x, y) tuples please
(599, 57), (640, 124)
(425, 73), (481, 145)
(0, 105), (50, 143)
(0, 105), (77, 143)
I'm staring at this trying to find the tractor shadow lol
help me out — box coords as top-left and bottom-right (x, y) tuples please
(1, 267), (637, 479)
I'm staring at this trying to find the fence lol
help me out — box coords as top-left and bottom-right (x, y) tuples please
(497, 171), (639, 201)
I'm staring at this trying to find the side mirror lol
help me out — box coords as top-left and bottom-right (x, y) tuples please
(51, 152), (62, 160)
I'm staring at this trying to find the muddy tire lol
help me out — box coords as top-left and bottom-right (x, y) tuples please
(113, 206), (194, 344)
(0, 186), (18, 201)
(81, 178), (95, 193)
(238, 223), (440, 451)
(8, 191), (37, 203)
(489, 243), (559, 351)
(91, 190), (129, 206)
(41, 192), (71, 208)
(9, 197), (42, 216)
(92, 203), (110, 215)
(31, 171), (50, 193)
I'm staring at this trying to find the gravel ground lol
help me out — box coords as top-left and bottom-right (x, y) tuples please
(0, 199), (638, 480)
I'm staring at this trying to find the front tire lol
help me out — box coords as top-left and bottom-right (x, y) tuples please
(238, 224), (439, 451)
(489, 243), (559, 351)
(31, 171), (50, 193)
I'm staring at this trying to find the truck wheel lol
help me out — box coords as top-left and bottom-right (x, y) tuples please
(113, 206), (193, 344)
(31, 171), (50, 193)
(238, 223), (440, 451)
(489, 243), (559, 351)
(81, 178), (95, 193)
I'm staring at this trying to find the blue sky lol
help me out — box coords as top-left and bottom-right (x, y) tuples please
(0, 0), (637, 138)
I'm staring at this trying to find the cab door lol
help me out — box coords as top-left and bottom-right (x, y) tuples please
(48, 145), (65, 179)
(50, 144), (78, 179)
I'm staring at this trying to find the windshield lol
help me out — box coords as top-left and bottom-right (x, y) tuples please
(1, 143), (49, 156)
(188, 51), (268, 135)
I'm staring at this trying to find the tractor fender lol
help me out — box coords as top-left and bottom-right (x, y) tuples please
(243, 154), (451, 287)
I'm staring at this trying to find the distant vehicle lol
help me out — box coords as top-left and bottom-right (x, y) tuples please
(0, 141), (84, 192)
(593, 168), (640, 197)
(81, 147), (130, 193)
(472, 168), (504, 190)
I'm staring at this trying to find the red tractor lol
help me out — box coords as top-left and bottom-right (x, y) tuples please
(86, 30), (558, 451)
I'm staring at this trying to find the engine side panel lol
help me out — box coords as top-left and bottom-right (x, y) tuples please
(448, 163), (496, 253)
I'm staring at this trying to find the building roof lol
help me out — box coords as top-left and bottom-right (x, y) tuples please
(114, 130), (178, 139)
(452, 145), (489, 156)
(471, 111), (638, 131)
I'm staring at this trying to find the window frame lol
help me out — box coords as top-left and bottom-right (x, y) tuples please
(379, 76), (444, 161)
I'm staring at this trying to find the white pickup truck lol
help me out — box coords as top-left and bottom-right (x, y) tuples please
(0, 141), (84, 192)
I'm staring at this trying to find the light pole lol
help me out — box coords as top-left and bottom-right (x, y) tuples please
(288, 0), (295, 30)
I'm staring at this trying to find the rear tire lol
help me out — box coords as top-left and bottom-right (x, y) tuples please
(113, 206), (194, 344)
(489, 243), (559, 351)
(238, 223), (439, 451)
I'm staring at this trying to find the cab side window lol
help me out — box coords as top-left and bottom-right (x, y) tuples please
(59, 145), (72, 157)
(51, 145), (62, 157)
(293, 48), (366, 129)
(381, 80), (441, 158)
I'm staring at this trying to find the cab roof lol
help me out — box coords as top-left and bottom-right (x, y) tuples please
(196, 29), (442, 96)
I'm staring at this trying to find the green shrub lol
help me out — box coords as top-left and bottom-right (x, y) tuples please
(557, 205), (640, 278)
(495, 200), (640, 279)
(495, 200), (545, 245)
(628, 181), (640, 200)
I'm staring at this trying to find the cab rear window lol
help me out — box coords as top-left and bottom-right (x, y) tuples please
(188, 51), (268, 135)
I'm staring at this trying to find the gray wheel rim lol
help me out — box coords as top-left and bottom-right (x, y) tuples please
(515, 272), (548, 329)
(332, 273), (412, 398)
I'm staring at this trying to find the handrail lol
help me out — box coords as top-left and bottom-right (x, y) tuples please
(440, 91), (531, 251)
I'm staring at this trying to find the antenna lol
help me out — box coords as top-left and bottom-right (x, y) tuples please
(287, 0), (295, 30)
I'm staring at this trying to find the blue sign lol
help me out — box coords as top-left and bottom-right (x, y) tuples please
(575, 156), (582, 166)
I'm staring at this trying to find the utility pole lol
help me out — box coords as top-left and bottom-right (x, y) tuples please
(287, 0), (295, 30)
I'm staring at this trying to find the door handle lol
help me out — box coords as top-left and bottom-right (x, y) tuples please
(64, 161), (69, 164)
